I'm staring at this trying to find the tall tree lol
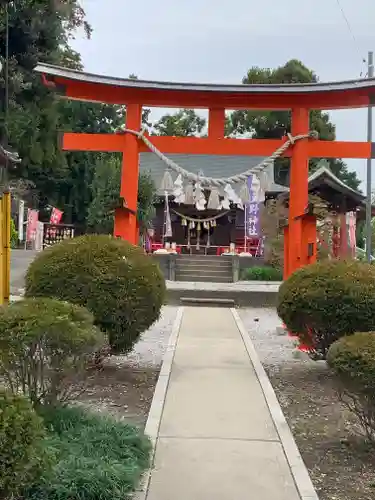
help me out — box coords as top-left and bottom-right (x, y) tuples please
(0, 0), (91, 211)
(57, 99), (124, 229)
(87, 155), (156, 238)
(86, 154), (121, 235)
(229, 60), (361, 190)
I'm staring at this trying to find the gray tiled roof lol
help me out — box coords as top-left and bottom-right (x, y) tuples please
(139, 153), (286, 195)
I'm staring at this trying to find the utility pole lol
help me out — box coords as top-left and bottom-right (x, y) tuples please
(366, 51), (374, 262)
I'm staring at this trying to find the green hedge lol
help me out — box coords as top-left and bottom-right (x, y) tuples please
(26, 405), (151, 500)
(0, 297), (103, 406)
(327, 332), (375, 394)
(25, 235), (166, 354)
(240, 266), (282, 281)
(0, 391), (51, 499)
(277, 260), (375, 359)
(327, 332), (375, 441)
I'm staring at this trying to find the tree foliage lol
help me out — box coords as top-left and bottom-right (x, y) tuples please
(228, 59), (361, 190)
(152, 109), (206, 136)
(87, 155), (156, 238)
(86, 154), (121, 235)
(0, 1), (90, 199)
(0, 1), (126, 231)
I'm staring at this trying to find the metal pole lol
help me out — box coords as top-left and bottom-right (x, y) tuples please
(366, 51), (374, 262)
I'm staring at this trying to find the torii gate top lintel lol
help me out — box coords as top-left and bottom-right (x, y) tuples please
(35, 62), (375, 110)
(36, 62), (375, 277)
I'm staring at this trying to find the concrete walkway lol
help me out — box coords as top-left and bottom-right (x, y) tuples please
(140, 307), (318, 500)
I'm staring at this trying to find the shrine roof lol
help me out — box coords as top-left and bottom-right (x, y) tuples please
(139, 153), (285, 197)
(307, 166), (364, 201)
(277, 166), (373, 214)
(35, 62), (375, 109)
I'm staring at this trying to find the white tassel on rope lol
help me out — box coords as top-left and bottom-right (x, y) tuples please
(222, 183), (243, 210)
(207, 187), (221, 210)
(239, 181), (250, 204)
(184, 182), (195, 205)
(173, 174), (185, 204)
(160, 169), (174, 193)
(194, 181), (207, 211)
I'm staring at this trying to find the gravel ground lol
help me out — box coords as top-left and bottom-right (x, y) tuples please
(238, 307), (312, 368)
(111, 306), (178, 369)
(76, 306), (179, 427)
(239, 307), (375, 500)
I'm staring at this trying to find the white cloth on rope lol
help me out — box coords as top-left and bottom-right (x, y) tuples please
(172, 174), (185, 204)
(194, 181), (207, 211)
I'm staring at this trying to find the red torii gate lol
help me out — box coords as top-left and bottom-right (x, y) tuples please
(35, 62), (375, 278)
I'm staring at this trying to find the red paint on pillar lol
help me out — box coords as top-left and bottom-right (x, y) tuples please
(283, 226), (290, 280)
(339, 213), (348, 258)
(287, 108), (310, 277)
(208, 108), (226, 139)
(114, 104), (142, 244)
(301, 215), (317, 266)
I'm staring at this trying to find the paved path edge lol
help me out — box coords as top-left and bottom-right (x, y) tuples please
(231, 309), (319, 500)
(135, 306), (184, 500)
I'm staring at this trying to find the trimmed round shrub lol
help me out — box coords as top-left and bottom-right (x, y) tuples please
(0, 391), (51, 498)
(277, 260), (375, 359)
(25, 235), (166, 353)
(327, 332), (375, 441)
(0, 297), (103, 406)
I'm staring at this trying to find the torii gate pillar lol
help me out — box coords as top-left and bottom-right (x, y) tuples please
(284, 107), (317, 278)
(114, 103), (142, 244)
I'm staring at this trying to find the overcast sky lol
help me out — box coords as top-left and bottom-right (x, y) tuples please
(71, 0), (375, 188)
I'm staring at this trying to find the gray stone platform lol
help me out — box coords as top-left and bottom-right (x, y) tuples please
(139, 307), (318, 500)
(166, 280), (280, 307)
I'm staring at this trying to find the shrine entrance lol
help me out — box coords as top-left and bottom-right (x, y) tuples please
(36, 63), (375, 278)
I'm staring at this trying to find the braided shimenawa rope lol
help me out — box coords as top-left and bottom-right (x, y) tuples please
(123, 128), (318, 186)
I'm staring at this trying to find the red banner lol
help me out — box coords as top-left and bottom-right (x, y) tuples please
(50, 207), (63, 224)
(26, 209), (39, 242)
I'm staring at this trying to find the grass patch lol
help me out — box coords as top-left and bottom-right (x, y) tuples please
(240, 265), (282, 281)
(25, 405), (151, 500)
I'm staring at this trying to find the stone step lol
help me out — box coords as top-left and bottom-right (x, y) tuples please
(180, 297), (235, 307)
(167, 288), (278, 308)
(177, 255), (233, 261)
(176, 261), (232, 270)
(175, 274), (233, 283)
(176, 267), (232, 275)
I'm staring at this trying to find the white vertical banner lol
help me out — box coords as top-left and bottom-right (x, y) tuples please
(18, 199), (25, 241)
(35, 222), (44, 252)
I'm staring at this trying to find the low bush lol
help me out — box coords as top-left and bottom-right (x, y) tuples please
(26, 405), (151, 500)
(327, 332), (375, 443)
(10, 218), (18, 249)
(25, 234), (166, 354)
(0, 297), (103, 406)
(277, 260), (375, 359)
(0, 391), (51, 499)
(240, 265), (282, 281)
